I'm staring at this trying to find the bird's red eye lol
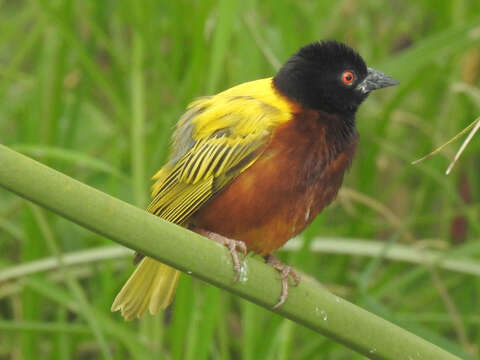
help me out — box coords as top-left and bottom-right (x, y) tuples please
(342, 71), (355, 86)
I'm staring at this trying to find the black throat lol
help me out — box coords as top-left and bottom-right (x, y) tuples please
(320, 110), (357, 154)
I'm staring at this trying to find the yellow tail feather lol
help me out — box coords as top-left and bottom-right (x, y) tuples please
(111, 257), (181, 321)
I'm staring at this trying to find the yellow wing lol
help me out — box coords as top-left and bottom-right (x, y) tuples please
(146, 77), (293, 225)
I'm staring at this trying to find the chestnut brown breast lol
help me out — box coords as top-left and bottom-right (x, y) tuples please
(192, 109), (357, 256)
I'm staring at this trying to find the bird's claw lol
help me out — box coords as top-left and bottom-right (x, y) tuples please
(221, 237), (247, 281)
(266, 255), (301, 309)
(194, 228), (247, 281)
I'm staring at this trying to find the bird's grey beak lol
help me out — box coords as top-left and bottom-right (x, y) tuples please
(357, 67), (398, 94)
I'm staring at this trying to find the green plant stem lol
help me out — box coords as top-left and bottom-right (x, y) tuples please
(0, 144), (461, 360)
(0, 320), (90, 334)
(131, 29), (146, 207)
(4, 239), (480, 284)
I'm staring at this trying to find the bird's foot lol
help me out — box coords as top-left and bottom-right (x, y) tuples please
(194, 228), (247, 281)
(265, 254), (301, 309)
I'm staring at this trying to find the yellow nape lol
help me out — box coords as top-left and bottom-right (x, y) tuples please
(187, 77), (294, 140)
(216, 77), (291, 112)
(111, 257), (181, 321)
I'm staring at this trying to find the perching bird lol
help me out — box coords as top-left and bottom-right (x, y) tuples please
(111, 40), (398, 320)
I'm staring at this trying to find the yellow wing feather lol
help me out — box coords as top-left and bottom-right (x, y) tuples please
(147, 77), (293, 224)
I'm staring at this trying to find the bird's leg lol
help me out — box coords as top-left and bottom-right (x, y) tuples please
(193, 228), (247, 281)
(265, 254), (301, 309)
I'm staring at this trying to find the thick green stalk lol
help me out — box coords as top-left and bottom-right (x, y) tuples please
(0, 144), (461, 360)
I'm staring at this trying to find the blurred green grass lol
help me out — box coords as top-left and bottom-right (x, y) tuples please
(1, 0), (480, 359)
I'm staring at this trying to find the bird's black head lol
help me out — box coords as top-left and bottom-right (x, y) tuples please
(273, 41), (398, 117)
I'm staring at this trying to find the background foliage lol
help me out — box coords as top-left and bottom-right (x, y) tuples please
(1, 0), (480, 359)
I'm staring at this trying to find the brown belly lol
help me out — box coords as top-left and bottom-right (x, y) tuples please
(192, 111), (357, 256)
